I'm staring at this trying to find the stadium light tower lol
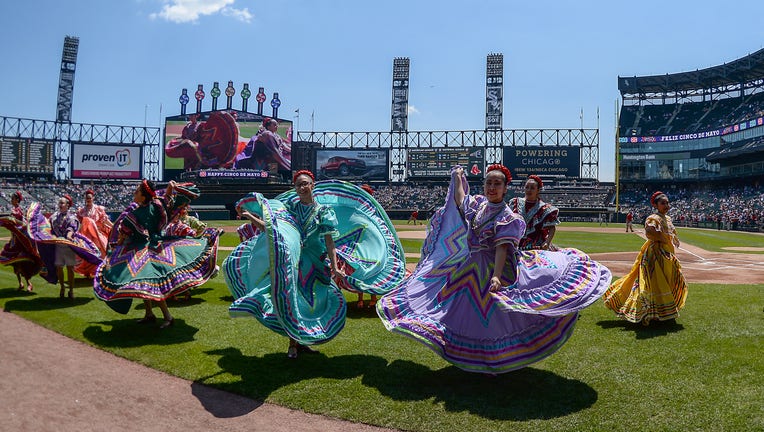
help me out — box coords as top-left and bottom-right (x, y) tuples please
(55, 36), (79, 181)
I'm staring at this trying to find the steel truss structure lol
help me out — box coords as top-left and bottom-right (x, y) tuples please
(619, 47), (764, 105)
(297, 128), (599, 181)
(0, 116), (161, 181)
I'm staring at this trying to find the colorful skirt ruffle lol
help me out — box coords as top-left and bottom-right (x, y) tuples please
(93, 227), (222, 313)
(377, 184), (611, 374)
(603, 240), (688, 323)
(0, 216), (43, 279)
(26, 203), (102, 284)
(224, 181), (406, 345)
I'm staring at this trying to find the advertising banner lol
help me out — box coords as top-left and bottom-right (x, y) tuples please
(503, 146), (581, 178)
(315, 149), (389, 181)
(71, 143), (142, 179)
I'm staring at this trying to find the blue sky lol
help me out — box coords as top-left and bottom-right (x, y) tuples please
(2, 0), (764, 182)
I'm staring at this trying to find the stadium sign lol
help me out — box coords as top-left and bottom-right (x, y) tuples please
(503, 146), (581, 178)
(407, 147), (485, 179)
(71, 143), (142, 179)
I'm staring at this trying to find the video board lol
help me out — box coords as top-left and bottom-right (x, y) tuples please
(163, 110), (292, 181)
(0, 138), (54, 174)
(407, 147), (485, 179)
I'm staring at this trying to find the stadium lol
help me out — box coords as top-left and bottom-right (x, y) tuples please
(3, 47), (764, 232)
(1, 39), (763, 432)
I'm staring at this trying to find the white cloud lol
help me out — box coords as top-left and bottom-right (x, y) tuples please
(221, 6), (253, 23)
(408, 105), (420, 115)
(150, 0), (252, 24)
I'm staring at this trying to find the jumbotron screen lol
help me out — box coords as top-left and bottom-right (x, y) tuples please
(0, 137), (54, 174)
(163, 110), (292, 181)
(407, 147), (485, 179)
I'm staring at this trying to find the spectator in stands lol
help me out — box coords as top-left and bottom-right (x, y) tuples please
(508, 175), (560, 250)
(604, 191), (688, 326)
(0, 191), (42, 292)
(75, 189), (113, 278)
(625, 210), (634, 232)
(93, 181), (222, 328)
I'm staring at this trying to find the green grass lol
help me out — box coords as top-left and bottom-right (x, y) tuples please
(675, 227), (764, 253)
(1, 227), (762, 432)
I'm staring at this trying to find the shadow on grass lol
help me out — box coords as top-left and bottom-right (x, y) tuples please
(190, 381), (263, 418)
(0, 286), (36, 299)
(164, 288), (214, 308)
(200, 347), (387, 399)
(200, 348), (596, 420)
(3, 295), (93, 311)
(82, 318), (198, 347)
(596, 319), (685, 339)
(363, 360), (597, 420)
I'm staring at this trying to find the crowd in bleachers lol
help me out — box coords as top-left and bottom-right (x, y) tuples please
(0, 179), (136, 215)
(618, 182), (764, 231)
(373, 181), (613, 211)
(620, 91), (764, 137)
(3, 178), (763, 232)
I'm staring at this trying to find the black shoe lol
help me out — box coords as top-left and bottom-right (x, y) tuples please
(159, 317), (174, 329)
(297, 344), (319, 354)
(287, 346), (298, 359)
(137, 315), (157, 324)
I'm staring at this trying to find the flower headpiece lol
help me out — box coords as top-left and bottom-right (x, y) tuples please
(141, 180), (156, 198)
(360, 184), (374, 195)
(527, 175), (543, 189)
(650, 191), (666, 206)
(292, 170), (315, 184)
(12, 191), (22, 202)
(62, 194), (74, 207)
(486, 164), (512, 182)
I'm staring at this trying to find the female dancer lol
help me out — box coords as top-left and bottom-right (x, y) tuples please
(233, 117), (291, 171)
(0, 191), (42, 292)
(224, 170), (405, 359)
(377, 165), (611, 374)
(93, 180), (222, 328)
(75, 189), (113, 278)
(604, 191), (688, 325)
(508, 175), (559, 250)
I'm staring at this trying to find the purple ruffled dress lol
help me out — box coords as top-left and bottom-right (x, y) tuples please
(377, 169), (611, 374)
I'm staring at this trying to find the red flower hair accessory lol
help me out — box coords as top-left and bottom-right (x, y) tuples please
(85, 189), (95, 197)
(650, 191), (666, 206)
(360, 184), (374, 195)
(527, 175), (543, 189)
(292, 170), (315, 184)
(141, 180), (156, 198)
(62, 194), (74, 207)
(486, 164), (512, 182)
(12, 191), (23, 202)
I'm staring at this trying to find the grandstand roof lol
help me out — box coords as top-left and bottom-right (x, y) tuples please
(618, 48), (764, 95)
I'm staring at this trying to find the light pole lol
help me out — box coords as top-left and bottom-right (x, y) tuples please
(144, 104), (149, 127)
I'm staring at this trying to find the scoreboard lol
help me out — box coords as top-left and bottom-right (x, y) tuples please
(407, 147), (485, 179)
(0, 138), (55, 174)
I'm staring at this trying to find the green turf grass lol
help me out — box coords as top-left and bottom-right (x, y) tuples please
(1, 227), (762, 432)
